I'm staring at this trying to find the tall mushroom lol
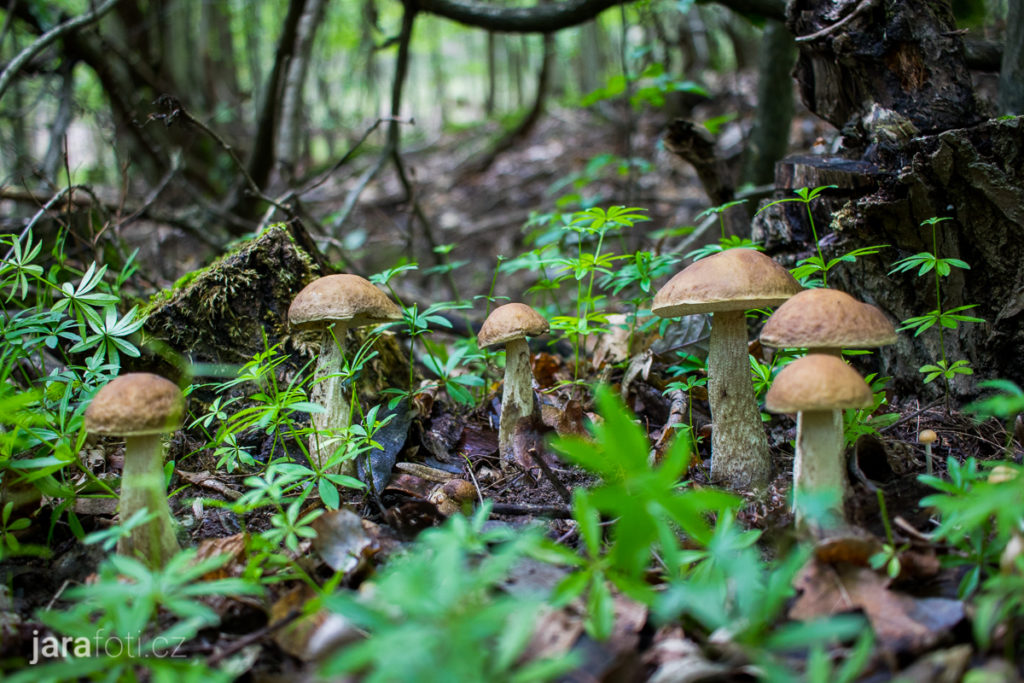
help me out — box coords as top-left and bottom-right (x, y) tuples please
(652, 249), (802, 488)
(84, 373), (184, 568)
(764, 354), (873, 533)
(478, 303), (549, 471)
(289, 274), (402, 473)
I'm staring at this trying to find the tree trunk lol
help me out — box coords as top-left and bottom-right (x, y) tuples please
(998, 0), (1024, 114)
(787, 0), (980, 133)
(740, 19), (796, 188)
(277, 0), (328, 185)
(747, 0), (1024, 403)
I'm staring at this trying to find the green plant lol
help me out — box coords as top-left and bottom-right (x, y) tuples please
(13, 549), (260, 681)
(320, 503), (578, 682)
(545, 206), (648, 385)
(419, 338), (485, 406)
(0, 228), (148, 546)
(684, 199), (761, 262)
(919, 457), (1012, 597)
(548, 386), (740, 638)
(889, 216), (984, 410)
(869, 488), (908, 579)
(755, 186), (888, 289)
(655, 512), (868, 679)
(841, 373), (898, 447)
(965, 379), (1024, 457)
(756, 186), (836, 286)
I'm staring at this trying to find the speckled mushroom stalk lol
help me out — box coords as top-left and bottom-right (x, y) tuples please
(289, 274), (402, 475)
(478, 303), (549, 471)
(119, 432), (180, 564)
(652, 249), (802, 489)
(765, 354), (873, 533)
(85, 373), (184, 568)
(706, 308), (773, 487)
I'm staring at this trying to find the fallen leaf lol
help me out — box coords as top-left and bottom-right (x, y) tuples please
(311, 508), (374, 576)
(357, 399), (412, 493)
(790, 560), (964, 653)
(644, 626), (732, 683)
(893, 643), (972, 683)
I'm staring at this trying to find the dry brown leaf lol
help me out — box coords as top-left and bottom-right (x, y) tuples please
(193, 533), (248, 580)
(790, 559), (964, 653)
(311, 508), (374, 576)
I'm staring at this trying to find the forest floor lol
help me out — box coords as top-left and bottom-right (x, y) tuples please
(4, 79), (1024, 681)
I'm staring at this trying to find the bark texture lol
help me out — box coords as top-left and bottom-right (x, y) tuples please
(787, 0), (980, 133)
(754, 117), (1024, 400)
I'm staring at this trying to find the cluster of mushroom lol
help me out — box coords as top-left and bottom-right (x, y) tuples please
(90, 253), (901, 568)
(651, 250), (897, 534)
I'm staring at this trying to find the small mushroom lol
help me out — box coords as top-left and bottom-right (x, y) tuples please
(84, 373), (184, 568)
(764, 354), (873, 533)
(477, 303), (549, 471)
(652, 249), (802, 488)
(918, 429), (938, 475)
(289, 275), (402, 474)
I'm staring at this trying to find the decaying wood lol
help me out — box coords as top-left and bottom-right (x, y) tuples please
(754, 118), (1024, 401)
(786, 0), (980, 134)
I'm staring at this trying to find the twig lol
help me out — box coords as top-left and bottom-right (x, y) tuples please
(205, 609), (302, 666)
(0, 0), (121, 103)
(488, 502), (573, 519)
(527, 448), (572, 505)
(878, 399), (945, 434)
(795, 0), (877, 43)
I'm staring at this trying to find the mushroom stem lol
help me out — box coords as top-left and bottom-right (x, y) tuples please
(498, 337), (537, 469)
(118, 433), (179, 567)
(309, 323), (352, 474)
(707, 310), (771, 488)
(793, 409), (847, 531)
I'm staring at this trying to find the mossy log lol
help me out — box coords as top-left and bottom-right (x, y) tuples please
(142, 224), (408, 419)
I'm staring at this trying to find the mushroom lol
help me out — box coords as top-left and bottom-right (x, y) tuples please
(760, 288), (896, 481)
(652, 249), (802, 488)
(289, 274), (402, 474)
(477, 303), (549, 471)
(764, 354), (873, 532)
(759, 288), (896, 357)
(918, 429), (938, 475)
(84, 373), (184, 567)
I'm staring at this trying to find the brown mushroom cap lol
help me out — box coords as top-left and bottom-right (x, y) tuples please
(288, 274), (402, 329)
(764, 354), (873, 414)
(478, 303), (549, 348)
(85, 373), (184, 436)
(651, 249), (802, 317)
(760, 288), (896, 350)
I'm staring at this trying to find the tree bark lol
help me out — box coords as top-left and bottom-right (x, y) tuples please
(277, 0), (328, 185)
(998, 0), (1024, 114)
(787, 0), (980, 134)
(740, 19), (796, 188)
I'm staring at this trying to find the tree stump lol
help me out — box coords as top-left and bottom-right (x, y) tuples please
(754, 117), (1024, 400)
(143, 224), (408, 413)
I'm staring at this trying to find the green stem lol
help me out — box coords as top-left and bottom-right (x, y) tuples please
(805, 201), (826, 287)
(932, 225), (950, 413)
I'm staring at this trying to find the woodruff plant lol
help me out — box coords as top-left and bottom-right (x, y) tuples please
(889, 216), (984, 411)
(755, 186), (887, 288)
(0, 228), (147, 548)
